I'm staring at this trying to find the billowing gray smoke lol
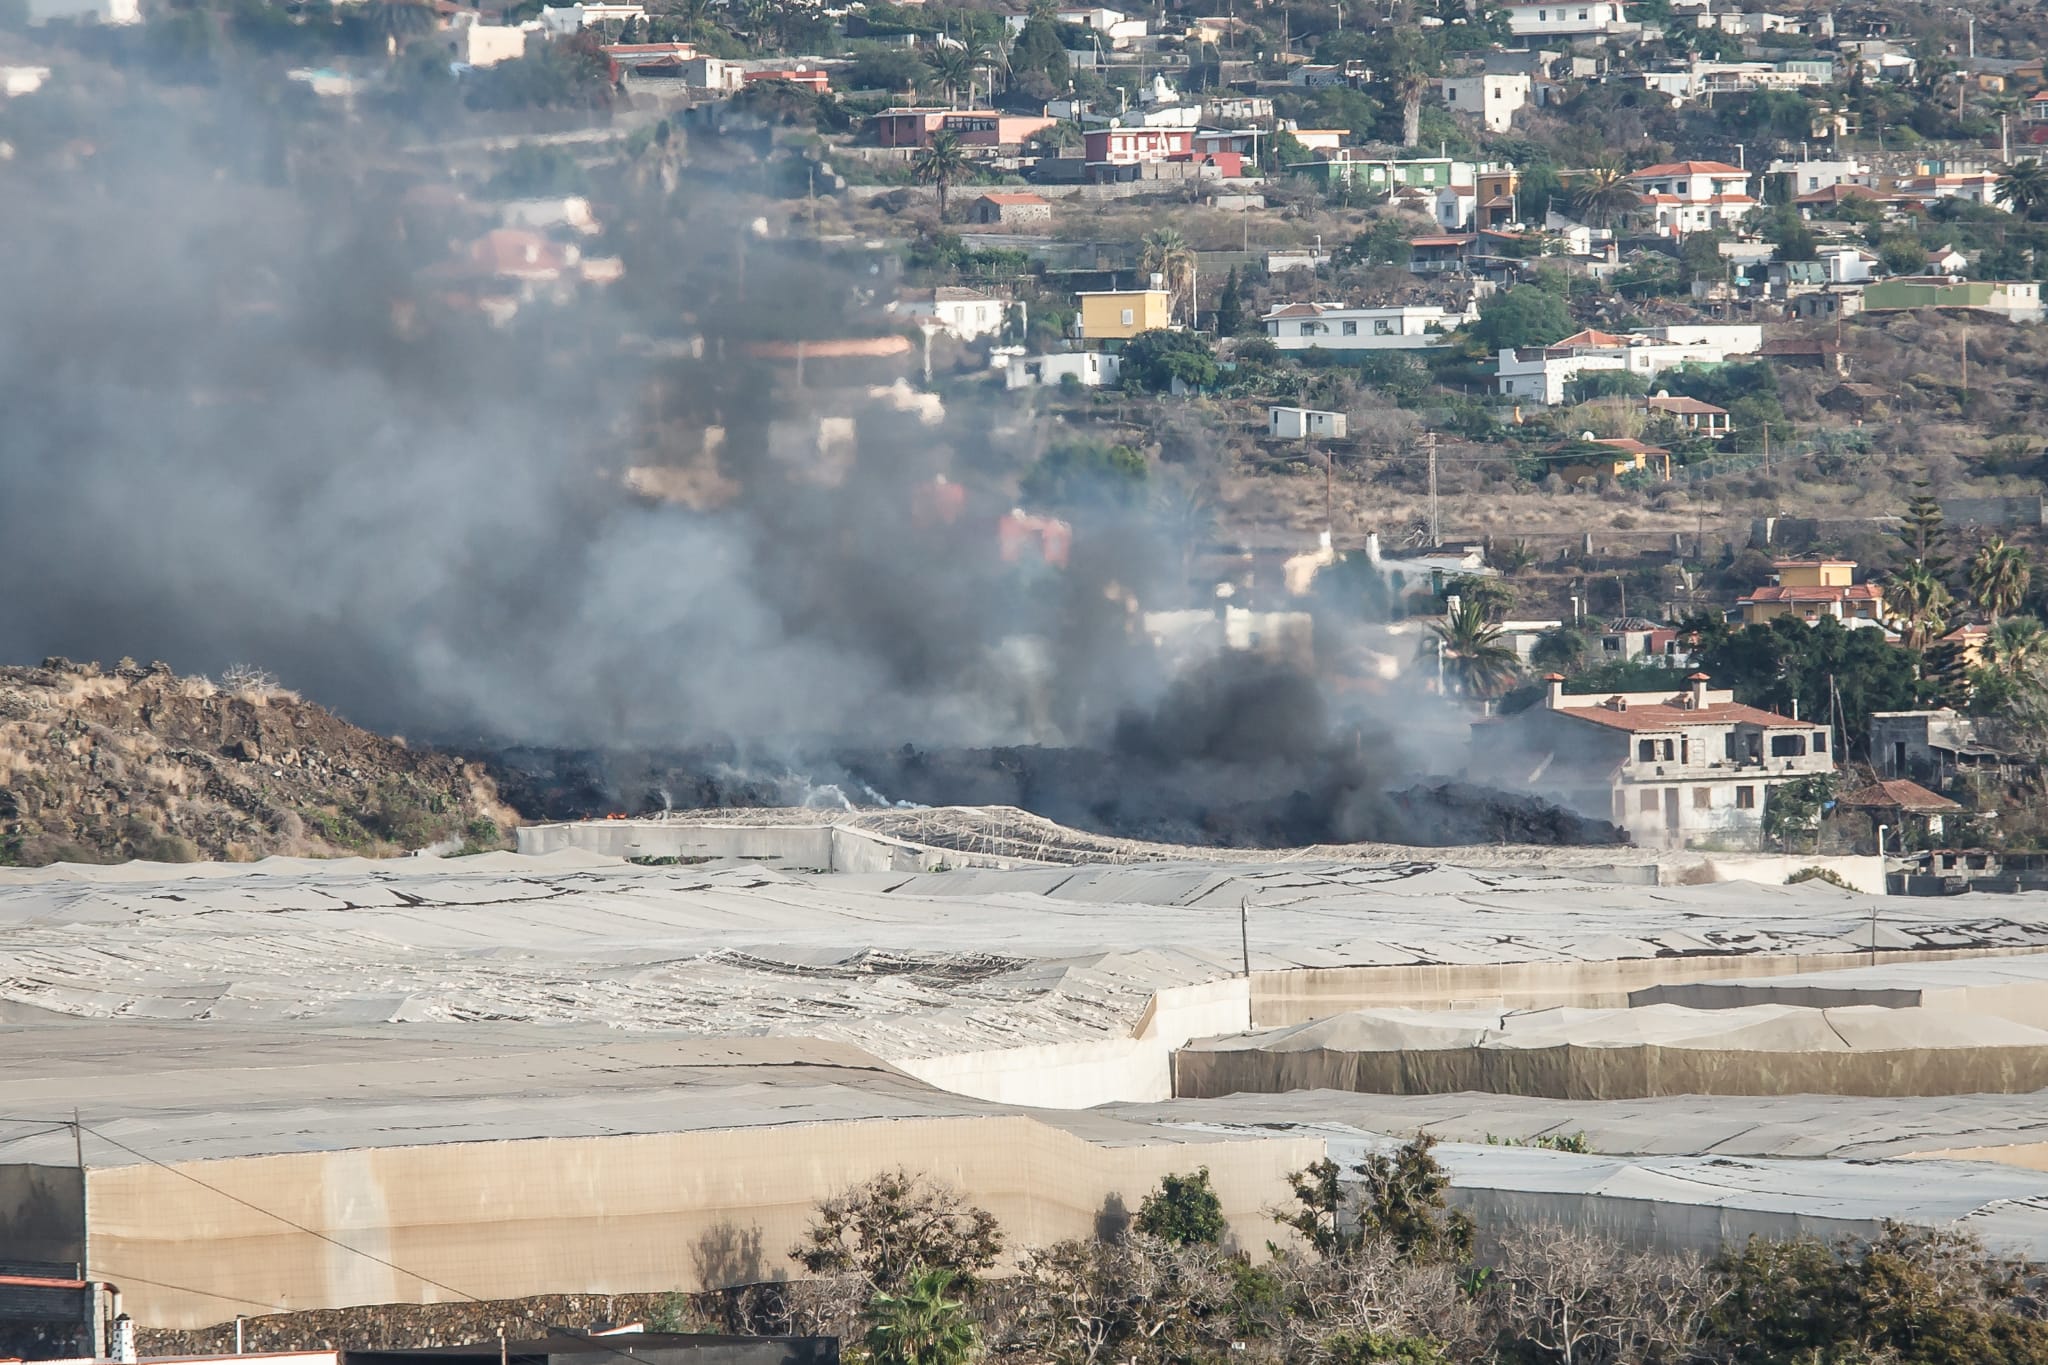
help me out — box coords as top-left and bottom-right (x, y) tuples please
(0, 73), (1179, 749)
(0, 69), (1618, 847)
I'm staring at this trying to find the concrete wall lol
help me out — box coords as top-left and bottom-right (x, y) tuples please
(1700, 854), (1886, 894)
(900, 978), (1251, 1107)
(85, 1117), (1322, 1329)
(515, 821), (1011, 873)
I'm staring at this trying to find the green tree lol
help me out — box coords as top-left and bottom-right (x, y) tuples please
(1470, 283), (1571, 352)
(1353, 1133), (1473, 1264)
(913, 130), (971, 219)
(1335, 216), (1413, 268)
(1213, 267), (1246, 337)
(1699, 616), (1924, 755)
(1119, 329), (1217, 393)
(1968, 536), (2030, 623)
(1762, 772), (1834, 851)
(1427, 599), (1522, 698)
(1996, 158), (2048, 219)
(1134, 1168), (1226, 1246)
(1887, 564), (1955, 650)
(1530, 624), (1597, 673)
(864, 1268), (981, 1365)
(929, 45), (973, 106)
(1896, 483), (1951, 574)
(1021, 439), (1149, 507)
(1566, 163), (1639, 229)
(1877, 233), (1931, 276)
(1007, 2), (1069, 88)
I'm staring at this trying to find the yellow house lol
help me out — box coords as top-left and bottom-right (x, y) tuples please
(1737, 559), (1886, 625)
(1077, 289), (1171, 344)
(1554, 437), (1671, 487)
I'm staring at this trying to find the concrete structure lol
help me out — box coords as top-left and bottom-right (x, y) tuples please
(446, 18), (537, 67)
(1438, 72), (1531, 132)
(1641, 393), (1729, 435)
(1481, 674), (1835, 848)
(1626, 160), (1756, 237)
(1260, 301), (1470, 351)
(890, 287), (1007, 341)
(1082, 126), (1191, 165)
(1862, 278), (2045, 323)
(1076, 288), (1169, 342)
(1496, 326), (1760, 406)
(968, 192), (1052, 226)
(538, 2), (642, 32)
(1737, 559), (1886, 627)
(9, 845), (2048, 1328)
(1500, 0), (1628, 37)
(1268, 406), (1347, 440)
(1003, 351), (1122, 389)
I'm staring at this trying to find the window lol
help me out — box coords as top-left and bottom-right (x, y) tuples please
(1770, 734), (1808, 757)
(1693, 786), (1713, 810)
(1447, 88), (1457, 100)
(1736, 785), (1756, 809)
(1537, 9), (1546, 18)
(1342, 320), (1359, 336)
(1121, 308), (1135, 326)
(1661, 739), (1676, 761)
(1813, 731), (1828, 752)
(1637, 739), (1656, 762)
(1374, 319), (1396, 335)
(1300, 322), (1317, 336)
(1578, 7), (1587, 17)
(1640, 789), (1660, 814)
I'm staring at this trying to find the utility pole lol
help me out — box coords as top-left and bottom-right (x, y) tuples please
(1424, 430), (1440, 547)
(1762, 421), (1770, 473)
(1961, 331), (1969, 393)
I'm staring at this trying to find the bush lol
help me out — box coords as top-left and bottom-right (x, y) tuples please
(1135, 1168), (1227, 1246)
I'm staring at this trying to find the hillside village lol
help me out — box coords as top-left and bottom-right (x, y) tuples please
(19, 0), (2048, 1356)
(6, 0), (2048, 877)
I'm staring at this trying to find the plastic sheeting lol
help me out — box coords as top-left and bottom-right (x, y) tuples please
(1174, 1003), (2048, 1099)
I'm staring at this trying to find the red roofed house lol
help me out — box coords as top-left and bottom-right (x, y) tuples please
(1640, 393), (1731, 435)
(1481, 673), (1836, 847)
(1737, 559), (1886, 628)
(743, 66), (829, 92)
(1626, 160), (1756, 237)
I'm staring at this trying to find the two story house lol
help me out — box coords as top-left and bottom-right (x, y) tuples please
(1625, 160), (1757, 237)
(1736, 559), (1887, 627)
(1481, 674), (1835, 848)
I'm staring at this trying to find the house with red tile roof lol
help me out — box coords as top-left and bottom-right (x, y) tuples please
(1479, 673), (1834, 848)
(1737, 559), (1887, 628)
(1626, 159), (1756, 237)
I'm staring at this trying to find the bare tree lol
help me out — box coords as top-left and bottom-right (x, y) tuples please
(789, 1169), (1003, 1297)
(1490, 1224), (1721, 1364)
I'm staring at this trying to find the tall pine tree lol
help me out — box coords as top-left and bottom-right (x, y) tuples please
(1897, 481), (1952, 575)
(1214, 267), (1244, 336)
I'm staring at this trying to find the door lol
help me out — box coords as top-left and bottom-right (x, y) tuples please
(1664, 788), (1681, 841)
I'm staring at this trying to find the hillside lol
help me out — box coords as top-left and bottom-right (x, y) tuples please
(0, 659), (517, 866)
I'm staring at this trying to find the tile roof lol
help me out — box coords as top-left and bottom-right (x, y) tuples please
(1738, 583), (1886, 604)
(1837, 778), (1963, 813)
(1645, 395), (1728, 414)
(1556, 700), (1811, 733)
(1630, 160), (1747, 177)
(978, 191), (1050, 205)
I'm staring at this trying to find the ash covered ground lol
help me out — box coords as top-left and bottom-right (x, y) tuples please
(482, 658), (1625, 850)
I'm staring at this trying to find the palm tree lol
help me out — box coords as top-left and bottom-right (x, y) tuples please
(914, 131), (971, 220)
(1996, 159), (2048, 220)
(929, 46), (974, 108)
(1141, 227), (1195, 323)
(1392, 69), (1430, 149)
(1427, 599), (1522, 699)
(1886, 564), (1955, 651)
(864, 1268), (980, 1365)
(1980, 616), (2048, 684)
(365, 0), (437, 53)
(1568, 164), (1640, 229)
(1969, 536), (2031, 624)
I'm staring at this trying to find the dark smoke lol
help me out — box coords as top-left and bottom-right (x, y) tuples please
(0, 67), (1616, 849)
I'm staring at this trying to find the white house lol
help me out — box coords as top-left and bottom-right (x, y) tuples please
(446, 15), (537, 66)
(1261, 302), (1473, 351)
(1497, 326), (1761, 405)
(1767, 156), (1871, 195)
(1438, 73), (1531, 133)
(1625, 160), (1756, 237)
(500, 197), (603, 235)
(1004, 352), (1123, 389)
(26, 0), (135, 23)
(1269, 406), (1348, 439)
(1500, 0), (1628, 38)
(1007, 5), (1146, 47)
(1481, 674), (1835, 849)
(891, 287), (1009, 342)
(538, 3), (644, 33)
(1817, 244), (1878, 284)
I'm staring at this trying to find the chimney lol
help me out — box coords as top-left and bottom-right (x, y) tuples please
(1364, 531), (1382, 564)
(1688, 671), (1709, 710)
(112, 1315), (136, 1365)
(1543, 672), (1565, 709)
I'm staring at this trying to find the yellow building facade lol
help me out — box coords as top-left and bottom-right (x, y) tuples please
(1078, 289), (1171, 343)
